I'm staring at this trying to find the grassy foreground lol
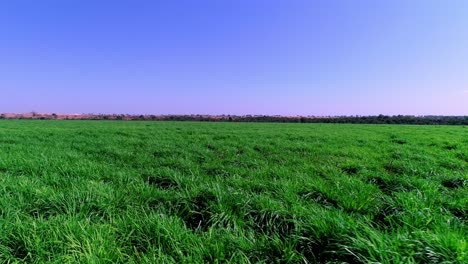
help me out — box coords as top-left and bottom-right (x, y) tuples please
(0, 121), (466, 263)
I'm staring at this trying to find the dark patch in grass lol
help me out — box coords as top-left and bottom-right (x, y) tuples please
(180, 191), (216, 232)
(213, 135), (230, 140)
(368, 177), (412, 195)
(295, 229), (361, 263)
(184, 211), (211, 231)
(28, 198), (59, 219)
(29, 206), (57, 219)
(368, 177), (386, 188)
(368, 177), (393, 195)
(146, 196), (177, 211)
(0, 167), (30, 177)
(236, 147), (245, 155)
(441, 178), (466, 189)
(299, 190), (339, 209)
(384, 161), (404, 175)
(192, 153), (207, 163)
(356, 139), (367, 145)
(297, 239), (360, 264)
(341, 164), (360, 175)
(0, 138), (19, 144)
(391, 151), (402, 160)
(246, 210), (296, 238)
(253, 145), (275, 155)
(152, 150), (171, 158)
(145, 175), (178, 190)
(388, 134), (406, 145)
(444, 144), (458, 151)
(115, 131), (131, 137)
(126, 236), (152, 254)
(372, 203), (400, 229)
(5, 238), (30, 260)
(315, 170), (330, 179)
(204, 167), (230, 178)
(206, 144), (216, 151)
(450, 208), (467, 222)
(249, 184), (271, 194)
(85, 203), (108, 220)
(295, 237), (328, 263)
(392, 138), (407, 145)
(286, 134), (308, 141)
(455, 152), (468, 162)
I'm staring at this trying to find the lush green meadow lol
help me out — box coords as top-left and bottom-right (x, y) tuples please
(0, 121), (466, 263)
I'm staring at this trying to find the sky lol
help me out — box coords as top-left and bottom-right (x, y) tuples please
(1, 0), (467, 116)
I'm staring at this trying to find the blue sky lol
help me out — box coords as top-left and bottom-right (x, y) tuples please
(1, 0), (467, 115)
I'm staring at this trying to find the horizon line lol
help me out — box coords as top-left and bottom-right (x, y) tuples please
(1, 112), (466, 118)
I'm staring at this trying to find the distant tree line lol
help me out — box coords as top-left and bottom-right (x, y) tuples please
(1, 113), (467, 125)
(219, 115), (468, 125)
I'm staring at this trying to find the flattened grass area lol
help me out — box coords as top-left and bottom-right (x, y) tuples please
(0, 120), (466, 263)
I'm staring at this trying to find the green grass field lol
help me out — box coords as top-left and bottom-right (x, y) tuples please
(0, 121), (466, 263)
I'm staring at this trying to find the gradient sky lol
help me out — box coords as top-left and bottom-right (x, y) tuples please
(1, 0), (467, 115)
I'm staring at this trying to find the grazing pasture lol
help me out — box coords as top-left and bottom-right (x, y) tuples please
(0, 121), (466, 263)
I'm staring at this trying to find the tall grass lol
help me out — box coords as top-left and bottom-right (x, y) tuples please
(0, 120), (466, 263)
